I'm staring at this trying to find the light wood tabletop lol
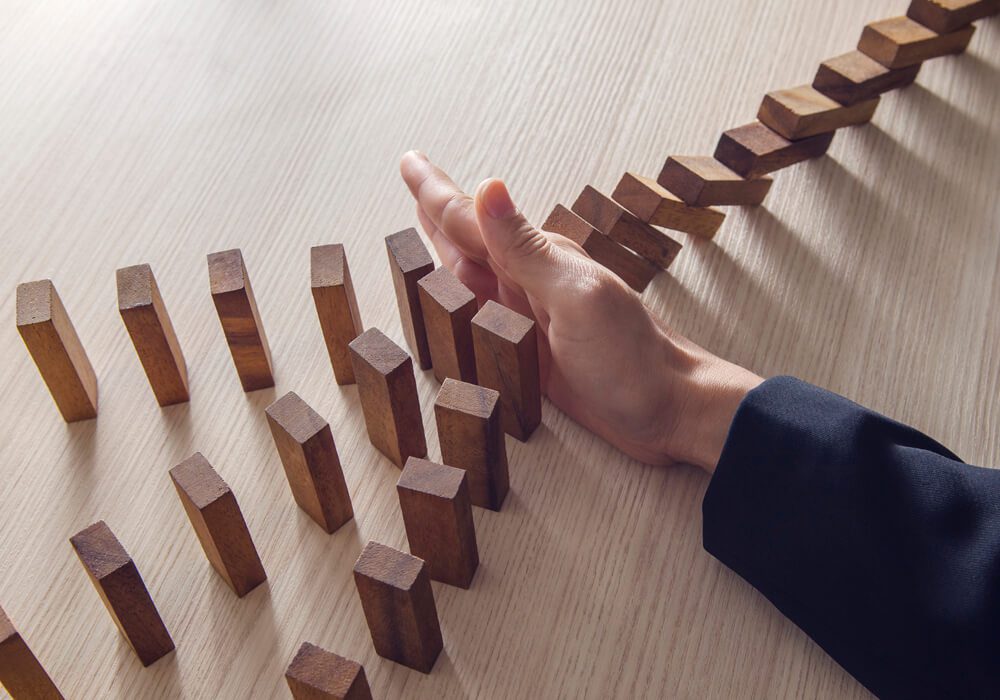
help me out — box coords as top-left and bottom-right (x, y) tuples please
(2, 0), (998, 697)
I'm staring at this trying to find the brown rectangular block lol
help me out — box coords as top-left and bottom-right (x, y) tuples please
(758, 86), (880, 140)
(907, 0), (1000, 34)
(16, 280), (98, 422)
(398, 457), (479, 588)
(348, 328), (427, 468)
(285, 642), (372, 700)
(265, 391), (354, 534)
(713, 122), (834, 179)
(434, 379), (509, 511)
(0, 606), (63, 699)
(656, 156), (773, 207)
(858, 16), (975, 68)
(812, 51), (921, 105)
(611, 172), (725, 239)
(208, 249), (274, 392)
(417, 266), (478, 384)
(117, 264), (189, 406)
(353, 541), (443, 673)
(571, 186), (682, 269)
(386, 228), (435, 370)
(311, 244), (364, 385)
(170, 453), (267, 597)
(69, 521), (174, 666)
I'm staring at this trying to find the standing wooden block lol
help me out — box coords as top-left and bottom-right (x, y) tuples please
(69, 521), (174, 666)
(858, 16), (975, 68)
(907, 0), (999, 34)
(542, 204), (657, 292)
(311, 244), (364, 385)
(386, 228), (435, 371)
(348, 328), (427, 468)
(16, 280), (97, 422)
(265, 391), (354, 534)
(758, 86), (880, 140)
(169, 453), (267, 597)
(611, 172), (725, 240)
(417, 267), (478, 384)
(471, 300), (541, 441)
(812, 51), (921, 105)
(656, 156), (773, 207)
(0, 606), (63, 699)
(434, 379), (509, 511)
(713, 122), (834, 179)
(285, 642), (372, 700)
(397, 457), (479, 588)
(352, 541), (443, 673)
(116, 264), (189, 406)
(571, 186), (682, 269)
(208, 249), (274, 392)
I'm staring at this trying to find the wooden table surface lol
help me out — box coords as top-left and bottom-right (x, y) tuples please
(2, 0), (998, 697)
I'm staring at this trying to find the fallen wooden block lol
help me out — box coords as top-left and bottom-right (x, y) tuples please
(285, 642), (372, 700)
(208, 248), (274, 392)
(170, 453), (267, 597)
(16, 280), (98, 422)
(812, 51), (921, 105)
(611, 172), (725, 240)
(348, 328), (427, 468)
(758, 86), (880, 140)
(397, 457), (479, 588)
(69, 521), (174, 666)
(311, 244), (364, 385)
(571, 186), (682, 269)
(434, 379), (509, 511)
(265, 391), (354, 534)
(386, 228), (435, 371)
(907, 0), (999, 34)
(713, 122), (834, 179)
(858, 16), (975, 68)
(116, 264), (189, 406)
(0, 605), (63, 699)
(656, 156), (773, 207)
(417, 267), (478, 384)
(353, 541), (443, 673)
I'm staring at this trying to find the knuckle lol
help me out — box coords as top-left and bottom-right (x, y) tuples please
(440, 192), (474, 231)
(505, 221), (549, 260)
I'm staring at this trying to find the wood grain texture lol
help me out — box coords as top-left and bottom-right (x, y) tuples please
(858, 16), (975, 68)
(0, 606), (64, 700)
(311, 244), (364, 385)
(812, 51), (921, 106)
(758, 86), (880, 140)
(416, 266), (478, 384)
(386, 229), (435, 371)
(907, 0), (1000, 34)
(714, 123), (835, 179)
(657, 156), (774, 207)
(611, 172), (726, 239)
(285, 642), (372, 700)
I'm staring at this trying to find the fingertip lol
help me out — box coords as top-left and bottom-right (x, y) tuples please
(476, 178), (518, 220)
(400, 150), (431, 184)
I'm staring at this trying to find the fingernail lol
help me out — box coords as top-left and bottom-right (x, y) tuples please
(404, 149), (428, 162)
(482, 179), (517, 220)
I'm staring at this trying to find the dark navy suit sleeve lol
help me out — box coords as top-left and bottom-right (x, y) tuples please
(703, 376), (1000, 699)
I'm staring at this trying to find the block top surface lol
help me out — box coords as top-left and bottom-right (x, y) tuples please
(571, 185), (623, 231)
(265, 391), (328, 443)
(821, 50), (890, 81)
(766, 85), (840, 116)
(667, 156), (745, 181)
(618, 172), (685, 203)
(310, 244), (347, 289)
(353, 541), (424, 590)
(472, 300), (534, 344)
(385, 227), (433, 274)
(170, 452), (230, 510)
(116, 263), (156, 309)
(435, 377), (499, 419)
(286, 642), (363, 696)
(417, 266), (475, 312)
(349, 328), (410, 375)
(722, 122), (791, 151)
(70, 520), (131, 579)
(398, 457), (466, 500)
(0, 605), (16, 643)
(541, 204), (599, 244)
(15, 279), (55, 326)
(867, 15), (937, 42)
(207, 248), (247, 295)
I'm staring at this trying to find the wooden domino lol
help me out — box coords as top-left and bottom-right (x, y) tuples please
(170, 453), (267, 597)
(116, 264), (189, 406)
(656, 156), (773, 207)
(265, 391), (354, 534)
(397, 457), (479, 588)
(208, 248), (274, 392)
(812, 51), (921, 105)
(69, 521), (174, 666)
(0, 605), (63, 699)
(16, 280), (98, 422)
(417, 266), (478, 384)
(611, 172), (725, 240)
(713, 122), (834, 179)
(758, 86), (879, 140)
(353, 541), (443, 673)
(907, 0), (1000, 34)
(311, 244), (364, 385)
(434, 378), (509, 511)
(348, 328), (427, 468)
(858, 16), (975, 69)
(386, 228), (435, 370)
(471, 300), (541, 441)
(285, 642), (372, 700)
(571, 186), (682, 269)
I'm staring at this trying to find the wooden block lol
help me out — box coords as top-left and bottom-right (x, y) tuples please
(434, 379), (509, 511)
(858, 16), (975, 68)
(348, 328), (427, 468)
(386, 228), (435, 371)
(541, 205), (657, 292)
(353, 541), (443, 673)
(812, 51), (921, 105)
(471, 300), (541, 441)
(611, 172), (725, 240)
(758, 86), (880, 140)
(397, 457), (479, 588)
(311, 244), (364, 385)
(0, 606), (63, 699)
(16, 280), (98, 422)
(116, 264), (189, 406)
(713, 122), (834, 179)
(907, 0), (1000, 34)
(656, 156), (773, 207)
(417, 266), (478, 384)
(285, 642), (372, 700)
(571, 186), (682, 269)
(69, 521), (174, 666)
(169, 453), (267, 597)
(208, 249), (274, 392)
(265, 391), (354, 534)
